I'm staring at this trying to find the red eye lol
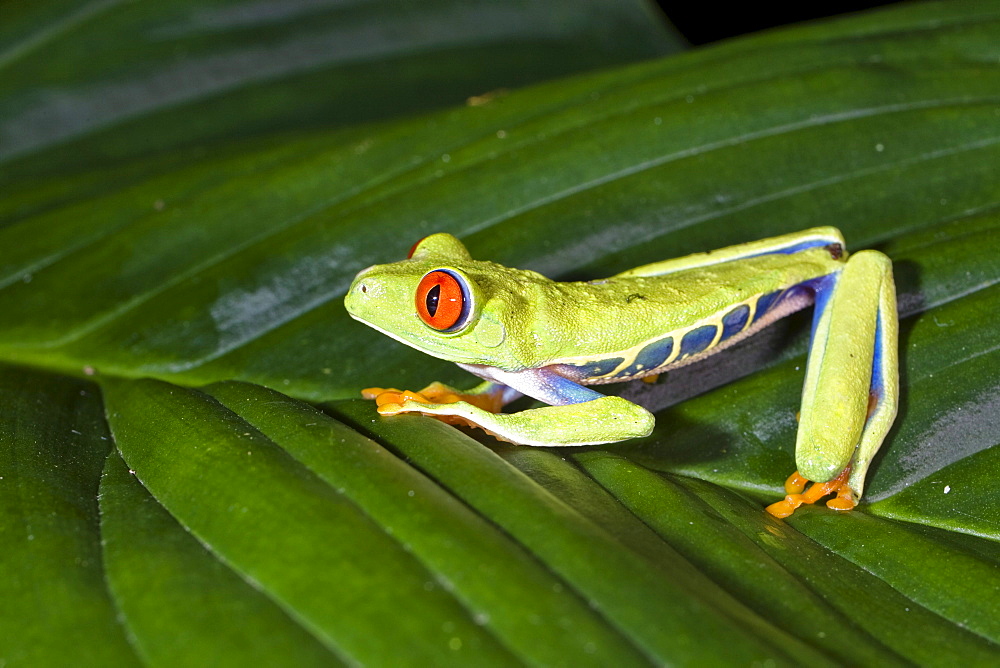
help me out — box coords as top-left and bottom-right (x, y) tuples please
(416, 270), (467, 330)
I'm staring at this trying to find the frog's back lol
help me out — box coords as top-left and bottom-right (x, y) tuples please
(535, 246), (843, 383)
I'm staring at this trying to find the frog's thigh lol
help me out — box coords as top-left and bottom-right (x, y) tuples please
(795, 250), (898, 497)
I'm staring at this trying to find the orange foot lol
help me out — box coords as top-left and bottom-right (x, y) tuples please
(360, 387), (467, 427)
(765, 467), (857, 519)
(362, 383), (503, 422)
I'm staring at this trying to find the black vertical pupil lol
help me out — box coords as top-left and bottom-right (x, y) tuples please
(426, 284), (440, 317)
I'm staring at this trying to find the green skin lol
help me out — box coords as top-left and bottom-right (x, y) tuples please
(345, 227), (898, 504)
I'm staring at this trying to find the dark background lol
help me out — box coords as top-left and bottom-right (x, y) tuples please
(659, 1), (897, 45)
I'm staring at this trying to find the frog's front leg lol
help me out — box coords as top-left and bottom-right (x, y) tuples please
(767, 250), (898, 518)
(364, 380), (518, 414)
(367, 367), (654, 447)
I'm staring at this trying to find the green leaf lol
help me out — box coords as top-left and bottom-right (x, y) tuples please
(205, 380), (649, 666)
(1, 0), (678, 176)
(2, 0), (999, 664)
(100, 447), (339, 667)
(0, 367), (138, 665)
(103, 377), (519, 665)
(329, 399), (828, 664)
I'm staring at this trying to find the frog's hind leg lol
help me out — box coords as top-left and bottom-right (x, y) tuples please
(767, 250), (898, 518)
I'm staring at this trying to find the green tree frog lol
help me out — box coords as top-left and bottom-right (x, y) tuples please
(344, 227), (898, 518)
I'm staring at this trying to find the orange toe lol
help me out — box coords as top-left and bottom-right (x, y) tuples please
(783, 471), (810, 495)
(768, 467), (855, 518)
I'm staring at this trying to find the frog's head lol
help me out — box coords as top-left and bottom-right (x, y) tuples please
(345, 233), (526, 366)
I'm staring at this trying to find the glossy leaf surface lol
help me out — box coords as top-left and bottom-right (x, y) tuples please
(2, 0), (998, 664)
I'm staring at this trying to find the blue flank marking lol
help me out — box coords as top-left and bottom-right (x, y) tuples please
(679, 324), (718, 359)
(748, 238), (840, 257)
(577, 357), (625, 380)
(870, 310), (885, 401)
(806, 274), (837, 347)
(720, 304), (750, 340)
(752, 290), (783, 323)
(614, 336), (674, 378)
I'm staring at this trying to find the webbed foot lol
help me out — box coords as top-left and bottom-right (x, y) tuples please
(765, 467), (857, 518)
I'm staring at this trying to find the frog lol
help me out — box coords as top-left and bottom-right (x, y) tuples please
(344, 227), (898, 518)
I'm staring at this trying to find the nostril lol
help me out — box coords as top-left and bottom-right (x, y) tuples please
(360, 284), (367, 293)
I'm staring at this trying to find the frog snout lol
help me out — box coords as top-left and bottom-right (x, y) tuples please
(344, 272), (376, 315)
